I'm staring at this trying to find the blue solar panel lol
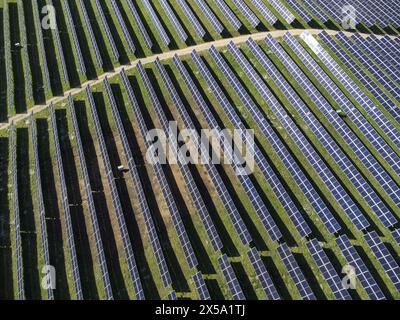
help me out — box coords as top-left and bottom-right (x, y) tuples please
(231, 0), (260, 27)
(4, 1), (12, 112)
(364, 231), (400, 292)
(30, 114), (53, 300)
(336, 234), (385, 300)
(284, 0), (312, 22)
(214, 0), (242, 30)
(127, 0), (153, 49)
(306, 239), (352, 300)
(94, 0), (119, 60)
(159, 0), (188, 42)
(177, 0), (206, 38)
(62, 0), (86, 74)
(268, 0), (295, 23)
(50, 104), (84, 300)
(218, 254), (246, 300)
(193, 0), (224, 33)
(247, 247), (280, 300)
(193, 272), (211, 300)
(142, 0), (170, 46)
(86, 86), (144, 299)
(10, 122), (24, 300)
(392, 229), (400, 245)
(277, 243), (316, 300)
(298, 0), (329, 22)
(168, 291), (177, 300)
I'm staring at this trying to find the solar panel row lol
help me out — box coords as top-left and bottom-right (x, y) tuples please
(126, 0), (153, 49)
(231, 0), (260, 28)
(62, 0), (86, 75)
(94, 0), (119, 61)
(193, 272), (211, 300)
(268, 0), (295, 23)
(247, 247), (280, 300)
(85, 86), (144, 299)
(78, 0), (103, 68)
(110, 0), (136, 54)
(30, 114), (53, 300)
(66, 95), (113, 300)
(250, 0), (277, 25)
(18, 0), (32, 101)
(49, 104), (84, 300)
(159, 0), (188, 42)
(4, 1), (12, 112)
(104, 76), (172, 296)
(177, 0), (206, 38)
(218, 254), (246, 300)
(142, 0), (170, 46)
(10, 122), (23, 300)
(193, 0), (224, 34)
(215, 0), (242, 30)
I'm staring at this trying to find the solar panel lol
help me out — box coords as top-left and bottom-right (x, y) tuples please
(94, 0), (119, 61)
(49, 104), (83, 300)
(159, 0), (188, 42)
(167, 291), (177, 300)
(300, 0), (329, 22)
(172, 56), (253, 245)
(306, 239), (352, 300)
(78, 0), (103, 67)
(10, 122), (23, 300)
(283, 0), (312, 22)
(85, 85), (144, 299)
(277, 243), (316, 300)
(218, 254), (246, 300)
(30, 114), (53, 300)
(137, 63), (199, 269)
(227, 42), (345, 234)
(392, 229), (400, 245)
(62, 0), (86, 74)
(249, 0), (277, 25)
(231, 0), (260, 27)
(208, 46), (312, 238)
(110, 0), (136, 54)
(364, 231), (400, 292)
(142, 0), (170, 46)
(336, 234), (385, 300)
(17, 0), (32, 101)
(120, 70), (173, 288)
(286, 32), (400, 190)
(214, 0), (242, 30)
(177, 0), (206, 38)
(193, 0), (224, 33)
(104, 76), (171, 294)
(154, 60), (223, 252)
(267, 0), (295, 23)
(4, 0), (13, 112)
(126, 0), (153, 49)
(193, 272), (211, 300)
(247, 38), (392, 231)
(267, 34), (400, 211)
(66, 95), (113, 300)
(33, 0), (51, 90)
(247, 247), (280, 300)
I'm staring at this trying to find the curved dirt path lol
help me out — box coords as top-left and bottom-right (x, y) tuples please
(0, 28), (395, 130)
